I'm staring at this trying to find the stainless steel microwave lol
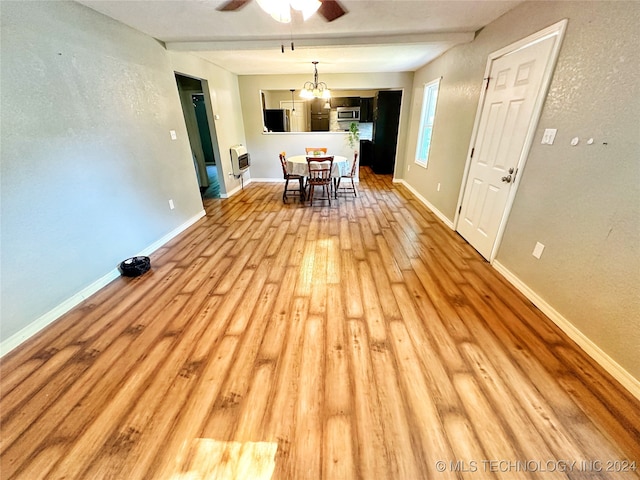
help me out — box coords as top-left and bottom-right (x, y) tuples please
(337, 106), (360, 122)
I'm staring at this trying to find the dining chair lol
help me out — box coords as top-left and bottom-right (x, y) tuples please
(336, 152), (359, 197)
(305, 147), (328, 155)
(279, 152), (305, 203)
(306, 156), (334, 206)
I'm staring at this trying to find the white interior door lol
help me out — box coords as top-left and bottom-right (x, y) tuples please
(457, 22), (566, 260)
(281, 101), (308, 132)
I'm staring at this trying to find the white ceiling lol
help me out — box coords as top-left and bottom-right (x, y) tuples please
(76, 0), (523, 75)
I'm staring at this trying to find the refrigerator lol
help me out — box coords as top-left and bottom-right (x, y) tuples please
(372, 90), (402, 174)
(264, 109), (290, 132)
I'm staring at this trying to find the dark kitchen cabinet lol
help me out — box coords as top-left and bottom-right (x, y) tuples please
(330, 97), (360, 108)
(311, 115), (329, 131)
(372, 90), (402, 174)
(310, 98), (326, 115)
(310, 99), (329, 131)
(359, 97), (374, 122)
(359, 139), (373, 166)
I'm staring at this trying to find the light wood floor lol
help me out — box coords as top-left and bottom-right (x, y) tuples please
(1, 167), (639, 479)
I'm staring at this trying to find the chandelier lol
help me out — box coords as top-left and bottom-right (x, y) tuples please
(300, 61), (331, 100)
(256, 0), (321, 23)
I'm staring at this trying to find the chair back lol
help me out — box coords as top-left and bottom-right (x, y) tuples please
(306, 156), (334, 183)
(279, 152), (288, 177)
(349, 152), (359, 176)
(305, 147), (328, 155)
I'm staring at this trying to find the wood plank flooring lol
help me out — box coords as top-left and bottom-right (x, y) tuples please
(1, 167), (639, 479)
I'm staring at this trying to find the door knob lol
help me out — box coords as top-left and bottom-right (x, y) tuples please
(502, 167), (515, 183)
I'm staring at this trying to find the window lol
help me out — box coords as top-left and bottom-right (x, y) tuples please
(415, 78), (441, 167)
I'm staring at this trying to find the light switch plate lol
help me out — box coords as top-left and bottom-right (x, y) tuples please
(541, 129), (557, 145)
(170, 130), (177, 140)
(532, 242), (545, 259)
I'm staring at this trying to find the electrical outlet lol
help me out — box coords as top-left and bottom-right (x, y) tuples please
(532, 242), (545, 259)
(541, 128), (557, 145)
(169, 199), (175, 210)
(407, 164), (411, 172)
(170, 130), (177, 140)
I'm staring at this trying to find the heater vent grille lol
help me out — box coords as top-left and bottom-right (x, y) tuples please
(230, 145), (250, 176)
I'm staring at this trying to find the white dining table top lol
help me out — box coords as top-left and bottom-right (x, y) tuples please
(286, 154), (349, 177)
(287, 154), (347, 163)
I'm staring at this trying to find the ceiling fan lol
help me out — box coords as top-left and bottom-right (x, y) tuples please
(217, 0), (348, 23)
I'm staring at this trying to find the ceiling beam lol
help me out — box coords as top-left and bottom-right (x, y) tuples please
(165, 31), (475, 52)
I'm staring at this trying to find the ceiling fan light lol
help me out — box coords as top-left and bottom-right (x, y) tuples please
(256, 0), (291, 23)
(290, 0), (321, 20)
(256, 0), (277, 14)
(271, 9), (291, 23)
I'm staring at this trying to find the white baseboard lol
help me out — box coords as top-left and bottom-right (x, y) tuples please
(492, 260), (640, 401)
(248, 178), (285, 183)
(0, 270), (122, 358)
(221, 178), (254, 198)
(0, 209), (206, 358)
(393, 179), (454, 229)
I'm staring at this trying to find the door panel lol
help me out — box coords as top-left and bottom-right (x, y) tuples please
(478, 184), (501, 237)
(457, 33), (557, 260)
(498, 100), (524, 168)
(463, 178), (484, 228)
(281, 101), (307, 132)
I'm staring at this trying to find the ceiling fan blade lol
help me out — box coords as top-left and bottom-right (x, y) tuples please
(317, 0), (347, 22)
(216, 0), (251, 12)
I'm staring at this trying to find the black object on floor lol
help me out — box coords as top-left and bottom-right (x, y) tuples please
(119, 256), (151, 277)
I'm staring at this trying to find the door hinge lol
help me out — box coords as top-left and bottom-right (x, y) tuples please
(470, 147), (475, 158)
(484, 77), (491, 90)
(458, 205), (462, 214)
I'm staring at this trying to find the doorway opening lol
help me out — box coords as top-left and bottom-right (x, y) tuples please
(175, 73), (223, 199)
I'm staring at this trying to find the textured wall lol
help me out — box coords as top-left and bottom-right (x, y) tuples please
(0, 1), (204, 341)
(401, 40), (484, 219)
(497, 1), (640, 379)
(402, 1), (640, 380)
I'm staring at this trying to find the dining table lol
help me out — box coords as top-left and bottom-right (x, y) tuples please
(286, 154), (349, 178)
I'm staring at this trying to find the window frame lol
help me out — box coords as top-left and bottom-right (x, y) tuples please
(414, 78), (441, 168)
